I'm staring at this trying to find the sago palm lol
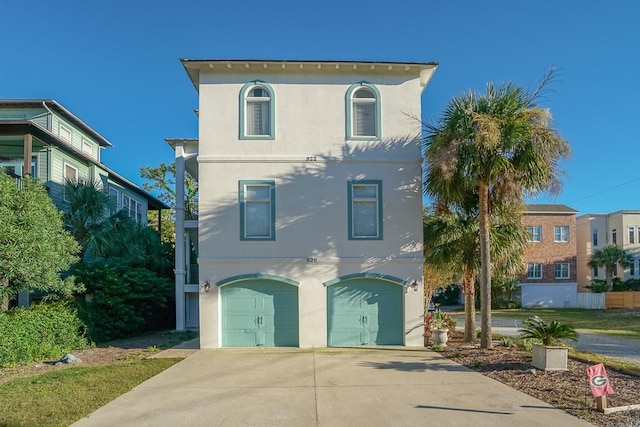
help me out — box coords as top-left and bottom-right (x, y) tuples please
(519, 316), (578, 346)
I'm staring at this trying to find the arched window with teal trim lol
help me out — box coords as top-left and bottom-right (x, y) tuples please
(346, 82), (381, 140)
(239, 81), (275, 139)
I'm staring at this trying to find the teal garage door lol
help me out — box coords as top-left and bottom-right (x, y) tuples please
(327, 278), (403, 346)
(221, 280), (299, 347)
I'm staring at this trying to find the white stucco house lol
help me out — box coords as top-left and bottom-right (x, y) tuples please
(169, 59), (438, 348)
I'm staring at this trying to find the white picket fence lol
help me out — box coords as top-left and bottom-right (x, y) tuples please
(576, 292), (605, 309)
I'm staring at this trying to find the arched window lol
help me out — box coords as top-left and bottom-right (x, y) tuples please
(239, 82), (275, 139)
(346, 83), (381, 140)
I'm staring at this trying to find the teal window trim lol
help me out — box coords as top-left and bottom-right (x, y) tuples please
(239, 180), (276, 241)
(239, 80), (275, 140)
(347, 179), (383, 240)
(345, 82), (381, 141)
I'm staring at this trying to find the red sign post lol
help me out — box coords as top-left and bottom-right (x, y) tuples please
(587, 363), (614, 411)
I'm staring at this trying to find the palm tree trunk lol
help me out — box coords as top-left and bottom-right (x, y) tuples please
(606, 267), (613, 291)
(462, 273), (477, 343)
(478, 181), (493, 349)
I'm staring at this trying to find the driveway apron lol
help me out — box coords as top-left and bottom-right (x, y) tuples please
(72, 348), (593, 427)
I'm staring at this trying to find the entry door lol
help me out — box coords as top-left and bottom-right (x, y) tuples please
(221, 280), (298, 347)
(327, 279), (403, 346)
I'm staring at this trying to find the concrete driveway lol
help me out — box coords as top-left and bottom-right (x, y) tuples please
(72, 347), (593, 427)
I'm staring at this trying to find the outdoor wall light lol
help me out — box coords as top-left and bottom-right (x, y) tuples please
(410, 281), (419, 292)
(203, 281), (211, 292)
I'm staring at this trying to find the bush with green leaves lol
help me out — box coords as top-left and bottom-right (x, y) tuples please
(0, 300), (89, 367)
(585, 279), (609, 293)
(518, 315), (578, 346)
(75, 263), (174, 343)
(0, 172), (81, 308)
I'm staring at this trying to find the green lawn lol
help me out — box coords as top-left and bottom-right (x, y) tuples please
(0, 358), (180, 427)
(493, 308), (640, 340)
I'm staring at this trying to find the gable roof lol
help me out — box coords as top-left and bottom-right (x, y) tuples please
(0, 99), (113, 147)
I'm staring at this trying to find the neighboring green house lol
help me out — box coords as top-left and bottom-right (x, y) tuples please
(0, 99), (168, 305)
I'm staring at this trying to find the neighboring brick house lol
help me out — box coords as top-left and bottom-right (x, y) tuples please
(519, 204), (579, 308)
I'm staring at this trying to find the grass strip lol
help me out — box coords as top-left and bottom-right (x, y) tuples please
(0, 358), (181, 427)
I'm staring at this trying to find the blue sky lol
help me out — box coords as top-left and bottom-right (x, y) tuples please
(2, 0), (638, 215)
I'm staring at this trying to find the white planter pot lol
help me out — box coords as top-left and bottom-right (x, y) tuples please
(432, 328), (449, 347)
(532, 343), (568, 371)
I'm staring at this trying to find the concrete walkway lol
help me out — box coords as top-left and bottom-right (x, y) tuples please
(452, 314), (640, 365)
(72, 347), (593, 427)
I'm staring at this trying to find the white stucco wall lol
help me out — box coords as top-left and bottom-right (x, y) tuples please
(195, 64), (429, 348)
(520, 283), (578, 308)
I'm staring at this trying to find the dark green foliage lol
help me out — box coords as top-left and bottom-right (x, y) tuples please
(432, 285), (461, 306)
(614, 278), (640, 291)
(0, 172), (81, 304)
(0, 301), (89, 367)
(75, 264), (174, 342)
(518, 315), (578, 346)
(586, 279), (609, 293)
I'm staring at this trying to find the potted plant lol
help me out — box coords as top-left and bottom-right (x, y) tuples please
(430, 309), (455, 347)
(519, 316), (578, 371)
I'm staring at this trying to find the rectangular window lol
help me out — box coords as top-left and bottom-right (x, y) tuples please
(64, 163), (78, 182)
(629, 226), (635, 244)
(554, 225), (569, 242)
(82, 139), (93, 157)
(135, 200), (143, 223)
(592, 230), (598, 246)
(239, 180), (275, 240)
(348, 180), (382, 240)
(592, 266), (598, 278)
(527, 263), (542, 279)
(612, 229), (617, 244)
(631, 259), (636, 277)
(554, 263), (570, 279)
(526, 226), (542, 242)
(59, 124), (72, 142)
(109, 186), (120, 213)
(63, 163), (78, 202)
(122, 194), (130, 214)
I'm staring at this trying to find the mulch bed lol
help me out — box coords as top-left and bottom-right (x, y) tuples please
(437, 331), (640, 427)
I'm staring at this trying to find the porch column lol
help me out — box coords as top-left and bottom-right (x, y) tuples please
(174, 143), (186, 331)
(23, 134), (32, 176)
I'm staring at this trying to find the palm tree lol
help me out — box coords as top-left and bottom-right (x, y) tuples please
(424, 71), (570, 348)
(63, 178), (134, 260)
(424, 201), (527, 343)
(587, 244), (633, 291)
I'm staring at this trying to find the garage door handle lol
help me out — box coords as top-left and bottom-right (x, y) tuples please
(363, 315), (368, 324)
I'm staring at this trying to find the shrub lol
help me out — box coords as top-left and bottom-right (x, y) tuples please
(518, 316), (578, 346)
(0, 300), (89, 367)
(75, 264), (174, 343)
(586, 279), (608, 293)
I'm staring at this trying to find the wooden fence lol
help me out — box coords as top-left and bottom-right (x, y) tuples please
(605, 291), (640, 309)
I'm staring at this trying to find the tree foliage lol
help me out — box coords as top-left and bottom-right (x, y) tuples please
(63, 178), (134, 260)
(423, 201), (528, 342)
(424, 70), (570, 348)
(587, 244), (633, 291)
(140, 162), (198, 243)
(0, 172), (81, 309)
